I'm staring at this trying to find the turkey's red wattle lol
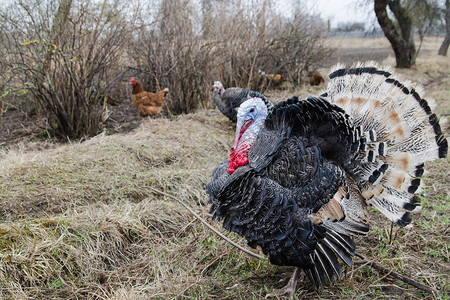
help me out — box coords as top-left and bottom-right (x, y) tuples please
(228, 119), (254, 174)
(228, 144), (250, 174)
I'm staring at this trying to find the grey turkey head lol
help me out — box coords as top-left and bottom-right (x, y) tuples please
(228, 97), (268, 174)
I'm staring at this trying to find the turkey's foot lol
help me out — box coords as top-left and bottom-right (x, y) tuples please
(265, 267), (304, 299)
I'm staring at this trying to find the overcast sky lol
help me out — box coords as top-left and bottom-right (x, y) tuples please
(311, 0), (370, 25)
(279, 0), (375, 28)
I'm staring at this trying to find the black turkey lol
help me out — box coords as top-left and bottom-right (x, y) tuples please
(207, 63), (448, 298)
(212, 81), (273, 122)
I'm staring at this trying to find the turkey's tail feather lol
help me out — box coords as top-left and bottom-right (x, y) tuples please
(305, 229), (355, 287)
(325, 62), (448, 226)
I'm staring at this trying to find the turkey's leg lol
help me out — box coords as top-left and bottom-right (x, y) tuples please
(265, 267), (303, 299)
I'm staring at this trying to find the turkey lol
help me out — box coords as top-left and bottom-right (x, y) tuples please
(212, 81), (273, 122)
(206, 63), (448, 298)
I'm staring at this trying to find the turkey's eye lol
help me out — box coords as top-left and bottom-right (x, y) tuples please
(249, 108), (255, 113)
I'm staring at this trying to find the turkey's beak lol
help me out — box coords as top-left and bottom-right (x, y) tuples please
(240, 119), (253, 134)
(231, 118), (253, 151)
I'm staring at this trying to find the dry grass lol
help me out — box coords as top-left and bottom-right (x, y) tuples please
(0, 37), (449, 299)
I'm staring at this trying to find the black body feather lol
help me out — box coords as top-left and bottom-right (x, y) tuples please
(207, 96), (358, 284)
(213, 83), (273, 122)
(207, 63), (448, 289)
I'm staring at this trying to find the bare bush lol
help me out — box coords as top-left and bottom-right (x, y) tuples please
(259, 13), (332, 87)
(0, 0), (331, 135)
(0, 0), (137, 139)
(127, 0), (216, 115)
(128, 0), (331, 114)
(208, 3), (331, 90)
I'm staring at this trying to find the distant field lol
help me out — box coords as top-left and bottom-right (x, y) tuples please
(0, 36), (448, 299)
(320, 36), (445, 68)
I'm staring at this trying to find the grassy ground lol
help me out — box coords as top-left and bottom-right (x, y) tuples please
(0, 37), (448, 299)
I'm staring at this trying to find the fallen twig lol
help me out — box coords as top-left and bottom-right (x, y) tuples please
(354, 253), (438, 298)
(147, 186), (264, 260)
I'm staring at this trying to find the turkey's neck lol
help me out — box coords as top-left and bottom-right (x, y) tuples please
(213, 89), (227, 111)
(228, 120), (262, 174)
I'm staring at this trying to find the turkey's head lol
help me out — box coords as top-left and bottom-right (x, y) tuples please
(228, 98), (268, 174)
(213, 81), (224, 95)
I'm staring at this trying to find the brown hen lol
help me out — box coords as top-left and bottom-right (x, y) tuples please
(130, 78), (169, 117)
(258, 70), (285, 87)
(309, 71), (326, 86)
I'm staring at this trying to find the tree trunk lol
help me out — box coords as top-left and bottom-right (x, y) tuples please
(438, 0), (450, 56)
(374, 0), (416, 68)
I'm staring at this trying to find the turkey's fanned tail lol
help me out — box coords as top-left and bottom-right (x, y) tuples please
(325, 62), (448, 226)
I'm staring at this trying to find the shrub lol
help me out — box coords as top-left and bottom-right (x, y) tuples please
(127, 0), (216, 115)
(0, 0), (137, 139)
(0, 0), (331, 137)
(128, 0), (331, 114)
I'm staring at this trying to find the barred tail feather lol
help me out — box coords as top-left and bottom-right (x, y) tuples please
(326, 62), (448, 226)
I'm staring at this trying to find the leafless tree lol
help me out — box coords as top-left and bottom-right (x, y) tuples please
(438, 0), (450, 56)
(408, 0), (443, 60)
(373, 0), (447, 67)
(374, 0), (416, 68)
